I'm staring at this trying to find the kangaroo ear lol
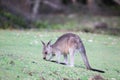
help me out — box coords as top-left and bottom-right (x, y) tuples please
(47, 40), (52, 46)
(41, 40), (45, 46)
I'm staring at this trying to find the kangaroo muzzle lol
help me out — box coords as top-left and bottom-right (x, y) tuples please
(43, 57), (46, 60)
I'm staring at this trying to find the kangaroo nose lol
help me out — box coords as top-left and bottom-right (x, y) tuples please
(43, 57), (46, 60)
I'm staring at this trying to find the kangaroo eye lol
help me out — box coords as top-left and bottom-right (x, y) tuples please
(45, 52), (47, 54)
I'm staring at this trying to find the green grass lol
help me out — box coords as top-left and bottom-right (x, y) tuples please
(0, 30), (120, 80)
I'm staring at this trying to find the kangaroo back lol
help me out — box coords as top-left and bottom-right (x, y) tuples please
(52, 33), (80, 54)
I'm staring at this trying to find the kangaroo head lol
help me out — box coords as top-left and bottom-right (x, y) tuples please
(41, 40), (52, 60)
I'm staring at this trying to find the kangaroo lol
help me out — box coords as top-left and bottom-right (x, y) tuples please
(41, 33), (104, 73)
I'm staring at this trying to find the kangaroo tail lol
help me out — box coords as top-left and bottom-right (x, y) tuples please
(79, 39), (105, 73)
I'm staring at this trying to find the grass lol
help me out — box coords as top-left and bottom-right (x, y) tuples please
(0, 30), (120, 80)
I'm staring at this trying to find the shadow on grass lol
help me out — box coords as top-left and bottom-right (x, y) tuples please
(44, 59), (105, 73)
(44, 59), (85, 68)
(44, 59), (66, 65)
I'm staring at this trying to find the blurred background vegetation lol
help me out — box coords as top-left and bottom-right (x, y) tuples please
(0, 0), (120, 35)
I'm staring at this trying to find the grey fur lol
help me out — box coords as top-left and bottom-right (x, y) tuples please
(41, 33), (91, 69)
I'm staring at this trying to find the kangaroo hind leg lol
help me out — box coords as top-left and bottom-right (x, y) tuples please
(69, 48), (75, 67)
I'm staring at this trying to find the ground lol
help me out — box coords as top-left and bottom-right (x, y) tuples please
(0, 30), (120, 80)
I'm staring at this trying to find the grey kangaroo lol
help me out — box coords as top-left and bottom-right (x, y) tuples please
(41, 33), (105, 73)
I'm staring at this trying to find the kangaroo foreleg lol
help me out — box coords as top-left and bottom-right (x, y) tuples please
(64, 55), (68, 65)
(56, 51), (61, 64)
(48, 54), (55, 61)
